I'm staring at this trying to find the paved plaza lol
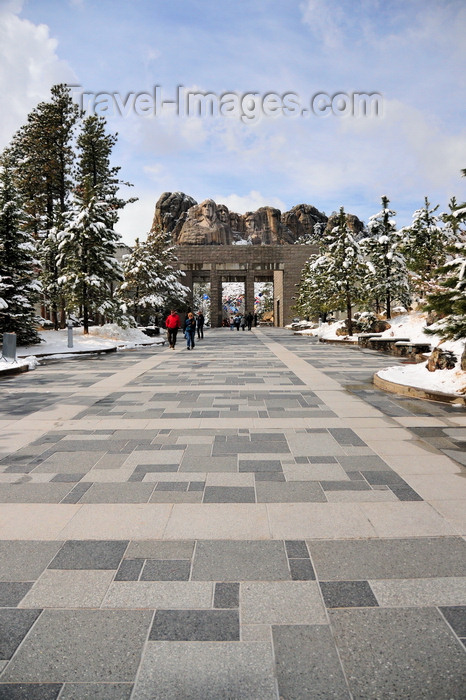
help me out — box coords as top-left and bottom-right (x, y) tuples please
(0, 327), (465, 699)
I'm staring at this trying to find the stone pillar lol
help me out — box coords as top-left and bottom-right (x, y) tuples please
(273, 270), (284, 327)
(182, 270), (194, 311)
(209, 272), (222, 327)
(245, 272), (255, 317)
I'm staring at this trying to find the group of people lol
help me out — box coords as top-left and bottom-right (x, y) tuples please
(230, 312), (256, 331)
(165, 310), (204, 350)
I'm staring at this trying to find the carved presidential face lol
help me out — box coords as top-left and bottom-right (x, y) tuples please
(200, 200), (215, 222)
(217, 205), (229, 224)
(245, 213), (258, 232)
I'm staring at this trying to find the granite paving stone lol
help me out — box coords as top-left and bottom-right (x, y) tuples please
(18, 570), (115, 608)
(101, 581), (214, 609)
(241, 581), (327, 624)
(58, 683), (133, 700)
(192, 540), (290, 581)
(0, 542), (62, 581)
(308, 537), (466, 580)
(149, 609), (240, 641)
(214, 582), (240, 608)
(132, 642), (277, 700)
(0, 583), (32, 607)
(320, 580), (379, 608)
(48, 540), (128, 570)
(140, 559), (191, 581)
(0, 610), (152, 683)
(289, 559), (316, 581)
(440, 606), (466, 638)
(256, 481), (326, 502)
(273, 625), (350, 699)
(0, 684), (63, 700)
(0, 608), (42, 659)
(329, 607), (466, 699)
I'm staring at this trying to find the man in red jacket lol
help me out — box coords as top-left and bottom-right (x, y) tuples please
(165, 310), (181, 349)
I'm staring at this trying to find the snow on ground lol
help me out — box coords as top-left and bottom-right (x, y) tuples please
(290, 312), (466, 397)
(0, 324), (165, 374)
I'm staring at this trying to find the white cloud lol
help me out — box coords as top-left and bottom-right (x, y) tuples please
(0, 1), (75, 149)
(213, 190), (286, 214)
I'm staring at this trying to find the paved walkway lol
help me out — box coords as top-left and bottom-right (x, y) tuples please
(0, 327), (465, 699)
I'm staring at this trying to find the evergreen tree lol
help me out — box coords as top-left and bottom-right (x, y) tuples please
(118, 224), (189, 322)
(0, 151), (41, 345)
(294, 253), (340, 321)
(400, 197), (453, 298)
(57, 187), (124, 333)
(361, 196), (411, 318)
(10, 84), (80, 328)
(294, 208), (366, 332)
(424, 176), (466, 341)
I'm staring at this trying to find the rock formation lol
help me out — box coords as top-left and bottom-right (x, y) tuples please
(326, 212), (365, 237)
(281, 204), (328, 240)
(150, 192), (363, 245)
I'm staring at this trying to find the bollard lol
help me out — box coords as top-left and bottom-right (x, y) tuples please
(67, 320), (74, 348)
(2, 333), (17, 362)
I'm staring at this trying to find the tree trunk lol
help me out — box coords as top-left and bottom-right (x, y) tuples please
(346, 287), (353, 336)
(83, 283), (89, 334)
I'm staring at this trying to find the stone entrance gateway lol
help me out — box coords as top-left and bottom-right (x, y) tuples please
(176, 244), (313, 328)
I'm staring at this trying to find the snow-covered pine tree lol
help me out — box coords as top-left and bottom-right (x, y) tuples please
(118, 224), (189, 322)
(294, 253), (340, 321)
(57, 185), (124, 334)
(400, 197), (454, 299)
(0, 150), (41, 345)
(424, 177), (466, 342)
(361, 196), (411, 319)
(57, 114), (136, 332)
(321, 207), (366, 335)
(10, 84), (80, 329)
(294, 208), (366, 331)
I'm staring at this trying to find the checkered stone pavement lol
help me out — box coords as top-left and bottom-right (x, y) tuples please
(0, 328), (464, 698)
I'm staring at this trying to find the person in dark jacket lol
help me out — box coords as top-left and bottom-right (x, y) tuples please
(184, 312), (196, 350)
(246, 312), (254, 330)
(196, 311), (205, 339)
(165, 310), (181, 349)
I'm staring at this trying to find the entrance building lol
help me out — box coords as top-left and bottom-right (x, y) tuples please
(177, 244), (314, 328)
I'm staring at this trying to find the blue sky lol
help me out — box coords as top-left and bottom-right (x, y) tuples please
(1, 0), (465, 243)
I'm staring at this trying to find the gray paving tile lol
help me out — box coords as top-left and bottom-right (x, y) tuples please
(1, 610), (152, 683)
(48, 541), (128, 570)
(192, 541), (290, 581)
(273, 625), (350, 699)
(214, 582), (240, 608)
(320, 580), (379, 608)
(203, 486), (256, 503)
(0, 583), (32, 607)
(180, 455), (237, 472)
(0, 484), (73, 503)
(124, 541), (194, 560)
(337, 455), (391, 471)
(0, 542), (62, 582)
(77, 484), (154, 503)
(238, 460), (283, 472)
(132, 642), (277, 700)
(289, 559), (316, 581)
(308, 537), (466, 580)
(319, 480), (371, 491)
(329, 607), (466, 699)
(241, 581), (326, 624)
(285, 540), (309, 558)
(59, 684), (133, 700)
(149, 609), (239, 641)
(0, 608), (42, 659)
(440, 607), (466, 638)
(256, 481), (326, 502)
(18, 570), (115, 608)
(0, 684), (62, 700)
(140, 560), (191, 581)
(33, 452), (106, 473)
(115, 560), (144, 581)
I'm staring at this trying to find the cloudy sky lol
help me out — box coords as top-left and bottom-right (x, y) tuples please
(1, 0), (465, 243)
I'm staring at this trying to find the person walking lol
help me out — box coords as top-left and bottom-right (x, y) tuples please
(246, 311), (254, 330)
(184, 312), (196, 350)
(196, 311), (205, 339)
(241, 314), (246, 331)
(234, 314), (241, 331)
(165, 309), (181, 349)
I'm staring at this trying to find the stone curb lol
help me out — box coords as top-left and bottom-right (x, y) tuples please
(374, 372), (466, 406)
(0, 363), (29, 378)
